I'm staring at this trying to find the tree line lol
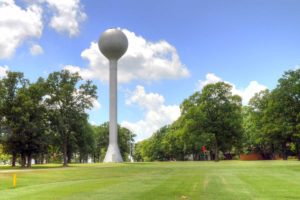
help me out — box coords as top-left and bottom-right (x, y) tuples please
(0, 70), (134, 167)
(1, 68), (299, 165)
(134, 69), (300, 161)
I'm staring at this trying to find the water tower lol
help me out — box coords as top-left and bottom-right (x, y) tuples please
(98, 28), (128, 162)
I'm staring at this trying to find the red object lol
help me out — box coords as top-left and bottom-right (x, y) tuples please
(240, 153), (263, 160)
(201, 146), (207, 152)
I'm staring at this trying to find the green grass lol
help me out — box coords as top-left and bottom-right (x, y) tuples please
(0, 161), (300, 200)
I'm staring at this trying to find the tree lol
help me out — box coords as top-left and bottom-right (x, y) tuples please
(0, 71), (28, 167)
(93, 122), (135, 161)
(119, 126), (135, 161)
(0, 74), (50, 167)
(199, 82), (243, 161)
(177, 92), (210, 160)
(13, 78), (49, 167)
(134, 126), (169, 161)
(92, 124), (108, 162)
(267, 69), (300, 159)
(74, 118), (95, 163)
(134, 82), (243, 162)
(0, 144), (10, 164)
(45, 70), (97, 167)
(243, 90), (275, 158)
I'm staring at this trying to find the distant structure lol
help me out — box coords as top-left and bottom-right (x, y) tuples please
(98, 28), (128, 162)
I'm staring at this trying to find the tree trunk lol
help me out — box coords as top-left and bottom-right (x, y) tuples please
(41, 154), (45, 164)
(63, 139), (68, 167)
(271, 143), (275, 160)
(67, 147), (72, 164)
(210, 151), (214, 161)
(282, 143), (288, 160)
(12, 153), (17, 167)
(296, 143), (300, 161)
(214, 145), (219, 162)
(214, 135), (219, 162)
(67, 155), (72, 164)
(21, 153), (26, 168)
(27, 153), (32, 168)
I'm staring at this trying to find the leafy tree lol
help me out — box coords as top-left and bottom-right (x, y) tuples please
(267, 69), (300, 159)
(74, 118), (95, 163)
(135, 82), (243, 162)
(93, 122), (135, 161)
(13, 78), (49, 167)
(92, 124), (108, 162)
(0, 72), (28, 166)
(45, 70), (97, 167)
(132, 141), (144, 162)
(177, 92), (210, 160)
(134, 126), (169, 161)
(243, 90), (275, 158)
(0, 144), (10, 164)
(161, 121), (192, 161)
(199, 82), (243, 161)
(119, 126), (135, 161)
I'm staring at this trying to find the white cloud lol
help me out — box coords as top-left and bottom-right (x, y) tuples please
(236, 81), (267, 105)
(90, 120), (98, 126)
(0, 0), (43, 59)
(30, 43), (43, 55)
(91, 98), (101, 110)
(0, 65), (9, 78)
(197, 73), (267, 105)
(0, 0), (86, 59)
(197, 67), (295, 104)
(121, 85), (180, 141)
(65, 29), (189, 83)
(197, 73), (222, 89)
(64, 64), (95, 80)
(44, 0), (86, 37)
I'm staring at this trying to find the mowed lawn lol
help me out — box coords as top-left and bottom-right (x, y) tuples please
(0, 161), (300, 200)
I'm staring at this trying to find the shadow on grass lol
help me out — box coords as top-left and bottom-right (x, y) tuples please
(0, 164), (67, 171)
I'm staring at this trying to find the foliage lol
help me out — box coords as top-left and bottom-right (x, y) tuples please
(45, 70), (97, 166)
(1, 68), (300, 165)
(0, 70), (99, 167)
(93, 122), (135, 162)
(0, 144), (10, 164)
(0, 72), (29, 167)
(135, 82), (243, 161)
(242, 69), (300, 160)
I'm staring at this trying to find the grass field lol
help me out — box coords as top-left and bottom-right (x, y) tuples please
(0, 161), (300, 200)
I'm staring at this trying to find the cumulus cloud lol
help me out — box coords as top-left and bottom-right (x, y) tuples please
(30, 43), (43, 55)
(64, 64), (94, 79)
(91, 98), (101, 110)
(121, 85), (180, 141)
(197, 73), (267, 105)
(0, 0), (43, 59)
(0, 65), (9, 78)
(90, 120), (98, 126)
(197, 73), (222, 89)
(0, 0), (86, 59)
(44, 0), (86, 37)
(65, 29), (189, 83)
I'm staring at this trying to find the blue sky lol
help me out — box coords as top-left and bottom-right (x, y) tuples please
(1, 0), (300, 140)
